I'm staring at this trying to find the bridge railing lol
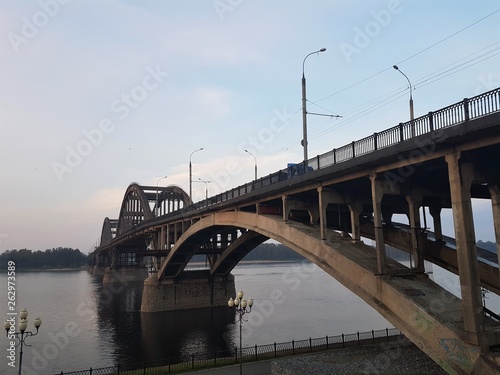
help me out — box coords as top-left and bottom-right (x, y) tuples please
(111, 87), (499, 235)
(186, 87), (500, 213)
(54, 327), (402, 375)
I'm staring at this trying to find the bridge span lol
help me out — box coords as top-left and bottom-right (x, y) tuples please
(89, 87), (500, 374)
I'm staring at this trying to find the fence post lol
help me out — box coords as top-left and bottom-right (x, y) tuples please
(317, 155), (320, 169)
(399, 122), (404, 142)
(342, 333), (345, 348)
(386, 327), (389, 341)
(333, 148), (336, 164)
(90, 368), (92, 375)
(351, 141), (356, 158)
(357, 331), (360, 345)
(292, 340), (295, 355)
(326, 335), (329, 350)
(372, 330), (375, 343)
(117, 363), (120, 375)
(464, 97), (470, 122)
(274, 342), (277, 358)
(255, 344), (258, 360)
(235, 346), (238, 364)
(428, 111), (434, 132)
(373, 132), (378, 150)
(310, 337), (312, 352)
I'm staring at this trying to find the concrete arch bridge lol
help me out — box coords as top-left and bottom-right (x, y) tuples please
(88, 87), (500, 374)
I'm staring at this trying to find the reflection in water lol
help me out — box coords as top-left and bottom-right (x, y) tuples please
(94, 279), (234, 365)
(141, 307), (234, 362)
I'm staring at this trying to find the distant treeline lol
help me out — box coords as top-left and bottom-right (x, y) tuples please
(243, 242), (305, 261)
(477, 241), (496, 253)
(0, 248), (87, 269)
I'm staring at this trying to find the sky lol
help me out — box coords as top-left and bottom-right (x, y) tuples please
(0, 0), (499, 253)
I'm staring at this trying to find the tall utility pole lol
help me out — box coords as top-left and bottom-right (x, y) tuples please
(302, 48), (326, 170)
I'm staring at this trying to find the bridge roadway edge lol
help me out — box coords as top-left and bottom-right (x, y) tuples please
(196, 210), (500, 375)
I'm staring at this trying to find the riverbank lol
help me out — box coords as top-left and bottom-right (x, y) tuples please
(271, 337), (448, 375)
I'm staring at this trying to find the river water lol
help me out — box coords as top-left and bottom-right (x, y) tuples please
(1, 261), (498, 374)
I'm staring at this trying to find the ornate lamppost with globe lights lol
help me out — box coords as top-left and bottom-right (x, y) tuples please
(228, 290), (253, 375)
(4, 308), (42, 375)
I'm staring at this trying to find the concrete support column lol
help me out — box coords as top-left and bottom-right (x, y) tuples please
(348, 201), (362, 241)
(370, 173), (387, 275)
(282, 195), (291, 222)
(488, 184), (500, 266)
(317, 187), (345, 240)
(166, 224), (171, 250)
(318, 187), (327, 240)
(406, 194), (425, 273)
(160, 226), (166, 250)
(151, 232), (159, 250)
(429, 206), (443, 242)
(174, 222), (179, 243)
(445, 152), (483, 345)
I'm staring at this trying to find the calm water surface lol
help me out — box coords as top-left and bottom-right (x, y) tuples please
(1, 262), (498, 374)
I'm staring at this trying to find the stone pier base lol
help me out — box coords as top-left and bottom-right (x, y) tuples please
(103, 267), (148, 284)
(141, 271), (235, 312)
(92, 266), (106, 277)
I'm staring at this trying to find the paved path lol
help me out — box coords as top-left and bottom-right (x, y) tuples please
(179, 359), (273, 375)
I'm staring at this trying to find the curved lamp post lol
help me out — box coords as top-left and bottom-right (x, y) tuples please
(228, 290), (253, 375)
(155, 175), (168, 216)
(189, 147), (204, 201)
(393, 65), (415, 136)
(4, 308), (42, 375)
(244, 149), (257, 180)
(302, 48), (326, 170)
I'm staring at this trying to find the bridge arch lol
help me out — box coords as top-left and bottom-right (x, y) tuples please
(156, 211), (497, 375)
(116, 183), (154, 236)
(115, 183), (192, 236)
(100, 217), (117, 247)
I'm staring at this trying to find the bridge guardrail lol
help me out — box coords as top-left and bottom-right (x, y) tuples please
(54, 327), (402, 375)
(189, 87), (500, 213)
(97, 87), (500, 244)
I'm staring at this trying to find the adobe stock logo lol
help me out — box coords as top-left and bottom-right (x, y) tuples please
(213, 0), (243, 21)
(339, 0), (404, 63)
(7, 0), (71, 54)
(51, 65), (169, 182)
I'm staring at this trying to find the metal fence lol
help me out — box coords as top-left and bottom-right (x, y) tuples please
(54, 327), (402, 374)
(185, 87), (500, 213)
(101, 87), (500, 245)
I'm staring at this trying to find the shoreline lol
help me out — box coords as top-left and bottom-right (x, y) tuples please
(0, 267), (86, 273)
(0, 261), (305, 273)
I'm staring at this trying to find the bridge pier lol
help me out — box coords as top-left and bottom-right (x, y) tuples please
(141, 271), (235, 312)
(92, 265), (107, 277)
(102, 266), (148, 284)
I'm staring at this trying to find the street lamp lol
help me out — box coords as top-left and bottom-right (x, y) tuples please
(4, 308), (42, 375)
(244, 149), (257, 180)
(302, 48), (326, 170)
(155, 175), (168, 216)
(197, 178), (212, 199)
(189, 147), (204, 201)
(228, 290), (253, 375)
(393, 65), (415, 136)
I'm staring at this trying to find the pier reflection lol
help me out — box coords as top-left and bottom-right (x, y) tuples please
(93, 279), (234, 365)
